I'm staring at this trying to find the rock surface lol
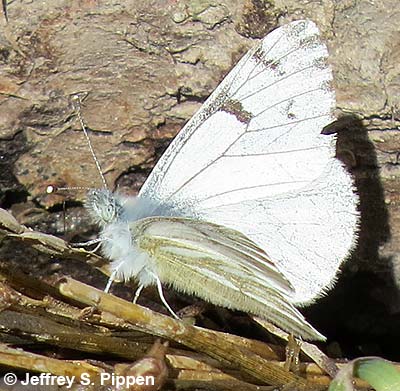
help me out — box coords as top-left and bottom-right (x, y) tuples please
(1, 0), (399, 357)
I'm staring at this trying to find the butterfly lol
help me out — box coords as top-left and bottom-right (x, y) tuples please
(81, 20), (359, 341)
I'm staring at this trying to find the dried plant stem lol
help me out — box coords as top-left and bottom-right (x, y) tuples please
(57, 277), (314, 387)
(0, 343), (103, 378)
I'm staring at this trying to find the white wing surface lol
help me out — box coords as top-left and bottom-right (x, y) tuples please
(139, 20), (359, 305)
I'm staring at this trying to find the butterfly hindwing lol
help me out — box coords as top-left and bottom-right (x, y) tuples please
(133, 216), (325, 340)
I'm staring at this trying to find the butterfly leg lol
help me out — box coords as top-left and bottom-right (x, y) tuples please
(104, 263), (123, 294)
(85, 242), (102, 253)
(80, 249), (117, 319)
(151, 272), (179, 320)
(132, 284), (144, 304)
(71, 238), (104, 253)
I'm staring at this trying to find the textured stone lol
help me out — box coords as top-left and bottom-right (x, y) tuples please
(1, 0), (400, 351)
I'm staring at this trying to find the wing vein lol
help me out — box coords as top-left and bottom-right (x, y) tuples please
(236, 64), (328, 104)
(231, 33), (322, 99)
(197, 180), (308, 204)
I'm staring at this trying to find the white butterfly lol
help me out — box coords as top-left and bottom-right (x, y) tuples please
(83, 20), (359, 341)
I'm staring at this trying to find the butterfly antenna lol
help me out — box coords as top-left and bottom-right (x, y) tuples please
(62, 200), (67, 234)
(46, 185), (94, 194)
(72, 95), (108, 190)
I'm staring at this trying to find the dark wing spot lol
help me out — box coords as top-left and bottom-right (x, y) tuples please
(313, 56), (329, 70)
(252, 47), (279, 70)
(221, 99), (253, 124)
(285, 99), (296, 119)
(320, 79), (333, 92)
(299, 34), (320, 49)
(287, 20), (307, 38)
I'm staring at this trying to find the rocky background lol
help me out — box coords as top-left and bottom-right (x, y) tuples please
(1, 0), (399, 361)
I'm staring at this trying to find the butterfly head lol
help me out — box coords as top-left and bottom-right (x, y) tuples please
(85, 189), (123, 226)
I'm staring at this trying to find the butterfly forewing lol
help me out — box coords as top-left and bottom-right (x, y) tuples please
(138, 20), (359, 307)
(140, 20), (335, 205)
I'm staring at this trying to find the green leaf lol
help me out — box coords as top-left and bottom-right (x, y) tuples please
(355, 358), (400, 391)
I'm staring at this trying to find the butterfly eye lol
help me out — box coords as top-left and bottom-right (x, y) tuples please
(107, 204), (115, 217)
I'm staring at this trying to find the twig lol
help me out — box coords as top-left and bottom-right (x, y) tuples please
(56, 277), (314, 387)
